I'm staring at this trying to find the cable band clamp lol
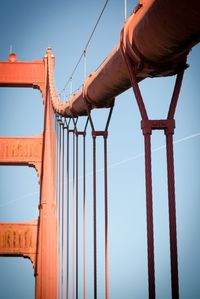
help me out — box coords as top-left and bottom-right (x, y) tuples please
(141, 119), (175, 135)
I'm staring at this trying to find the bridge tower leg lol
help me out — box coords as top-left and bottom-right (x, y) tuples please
(0, 51), (58, 299)
(35, 67), (58, 299)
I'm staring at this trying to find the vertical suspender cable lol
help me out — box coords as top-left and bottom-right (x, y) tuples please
(166, 131), (179, 299)
(72, 130), (75, 299)
(104, 106), (113, 299)
(76, 130), (79, 299)
(83, 118), (89, 299)
(121, 32), (185, 298)
(9, 44), (13, 54)
(104, 135), (109, 299)
(124, 0), (127, 21)
(120, 37), (155, 298)
(58, 118), (64, 299)
(60, 120), (63, 299)
(83, 132), (86, 299)
(70, 78), (73, 97)
(55, 116), (60, 299)
(55, 116), (60, 220)
(92, 134), (97, 299)
(58, 118), (62, 298)
(66, 120), (70, 299)
(87, 107), (113, 299)
(166, 70), (184, 299)
(84, 49), (87, 81)
(61, 121), (65, 299)
(84, 110), (97, 299)
(59, 120), (62, 232)
(58, 118), (61, 230)
(143, 132), (155, 299)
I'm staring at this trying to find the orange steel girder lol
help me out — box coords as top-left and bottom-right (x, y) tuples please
(0, 135), (43, 182)
(0, 221), (38, 268)
(0, 57), (45, 98)
(0, 52), (58, 299)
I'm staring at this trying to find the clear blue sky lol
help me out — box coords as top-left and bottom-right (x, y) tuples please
(0, 0), (200, 298)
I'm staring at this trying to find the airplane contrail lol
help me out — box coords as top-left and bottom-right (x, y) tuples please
(0, 191), (39, 208)
(99, 132), (200, 172)
(1, 132), (200, 207)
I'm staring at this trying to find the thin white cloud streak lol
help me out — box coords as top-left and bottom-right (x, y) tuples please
(1, 132), (200, 207)
(91, 132), (200, 174)
(0, 191), (39, 208)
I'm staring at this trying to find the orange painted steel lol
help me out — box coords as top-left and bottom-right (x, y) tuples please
(0, 54), (45, 97)
(0, 52), (58, 299)
(0, 1), (200, 298)
(35, 53), (58, 299)
(0, 135), (43, 181)
(0, 221), (38, 268)
(47, 0), (200, 117)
